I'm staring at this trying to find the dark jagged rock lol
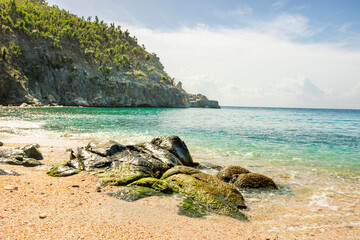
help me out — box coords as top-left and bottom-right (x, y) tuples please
(69, 148), (112, 171)
(216, 165), (251, 183)
(151, 135), (195, 166)
(234, 173), (278, 190)
(162, 166), (247, 220)
(96, 163), (153, 186)
(0, 141), (3, 146)
(85, 140), (126, 157)
(0, 168), (20, 176)
(47, 164), (80, 177)
(21, 144), (43, 160)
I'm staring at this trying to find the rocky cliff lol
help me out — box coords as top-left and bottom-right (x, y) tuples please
(0, 0), (191, 107)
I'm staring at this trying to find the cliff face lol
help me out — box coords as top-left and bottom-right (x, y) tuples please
(0, 0), (189, 107)
(0, 34), (189, 107)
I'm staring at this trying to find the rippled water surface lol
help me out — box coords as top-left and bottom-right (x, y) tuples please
(0, 106), (359, 174)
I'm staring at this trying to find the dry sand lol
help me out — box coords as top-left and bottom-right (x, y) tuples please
(1, 134), (360, 240)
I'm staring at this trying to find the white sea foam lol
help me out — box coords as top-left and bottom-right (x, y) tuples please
(309, 193), (338, 211)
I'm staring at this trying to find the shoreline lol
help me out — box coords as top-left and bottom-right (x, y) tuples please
(1, 133), (359, 239)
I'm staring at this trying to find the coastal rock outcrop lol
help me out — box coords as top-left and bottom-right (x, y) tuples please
(188, 94), (220, 109)
(216, 165), (251, 183)
(47, 135), (249, 220)
(0, 144), (43, 167)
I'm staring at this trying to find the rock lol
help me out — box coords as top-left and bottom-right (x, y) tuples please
(4, 185), (18, 190)
(197, 162), (223, 171)
(177, 198), (207, 218)
(86, 140), (126, 157)
(188, 93), (220, 109)
(47, 164), (80, 177)
(107, 186), (163, 202)
(39, 213), (47, 219)
(0, 168), (20, 176)
(0, 141), (3, 146)
(21, 158), (43, 167)
(233, 173), (278, 190)
(95, 163), (153, 186)
(151, 136), (195, 166)
(69, 148), (112, 171)
(128, 177), (174, 194)
(216, 165), (251, 183)
(21, 144), (43, 160)
(162, 166), (247, 220)
(0, 148), (25, 161)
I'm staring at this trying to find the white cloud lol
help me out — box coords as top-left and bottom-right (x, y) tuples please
(129, 25), (360, 109)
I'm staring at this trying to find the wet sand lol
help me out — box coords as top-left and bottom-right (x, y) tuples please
(1, 133), (360, 239)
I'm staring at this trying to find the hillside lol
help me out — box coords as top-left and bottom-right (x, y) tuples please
(0, 0), (192, 107)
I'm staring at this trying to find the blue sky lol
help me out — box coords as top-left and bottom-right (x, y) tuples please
(47, 0), (360, 109)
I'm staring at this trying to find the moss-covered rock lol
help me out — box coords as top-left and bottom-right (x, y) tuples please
(47, 163), (80, 177)
(95, 163), (153, 186)
(177, 198), (207, 218)
(107, 186), (163, 202)
(216, 165), (251, 183)
(234, 173), (278, 190)
(162, 166), (247, 220)
(128, 177), (174, 194)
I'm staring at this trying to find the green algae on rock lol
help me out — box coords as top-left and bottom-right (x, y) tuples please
(96, 163), (153, 186)
(162, 166), (247, 220)
(47, 163), (81, 177)
(128, 177), (174, 194)
(177, 198), (208, 218)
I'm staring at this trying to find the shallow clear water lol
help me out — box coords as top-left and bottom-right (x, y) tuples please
(0, 106), (359, 174)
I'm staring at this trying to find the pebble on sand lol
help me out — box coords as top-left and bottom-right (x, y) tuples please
(39, 213), (47, 219)
(4, 185), (18, 190)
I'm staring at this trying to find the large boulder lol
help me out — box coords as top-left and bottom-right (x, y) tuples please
(151, 135), (195, 166)
(233, 173), (278, 190)
(161, 166), (247, 220)
(216, 165), (251, 183)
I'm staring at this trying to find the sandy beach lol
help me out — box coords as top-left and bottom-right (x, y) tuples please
(1, 133), (360, 240)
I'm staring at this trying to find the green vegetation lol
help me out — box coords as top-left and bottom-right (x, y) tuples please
(0, 0), (168, 82)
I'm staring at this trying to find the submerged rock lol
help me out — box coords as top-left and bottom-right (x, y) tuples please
(47, 164), (81, 177)
(234, 173), (278, 190)
(151, 135), (195, 166)
(0, 168), (20, 176)
(216, 165), (251, 183)
(162, 166), (247, 220)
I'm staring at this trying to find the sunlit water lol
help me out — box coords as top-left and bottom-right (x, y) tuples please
(1, 106), (359, 174)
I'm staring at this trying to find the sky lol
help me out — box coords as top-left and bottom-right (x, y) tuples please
(46, 0), (360, 109)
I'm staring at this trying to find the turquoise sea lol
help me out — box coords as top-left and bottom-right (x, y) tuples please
(0, 106), (359, 175)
